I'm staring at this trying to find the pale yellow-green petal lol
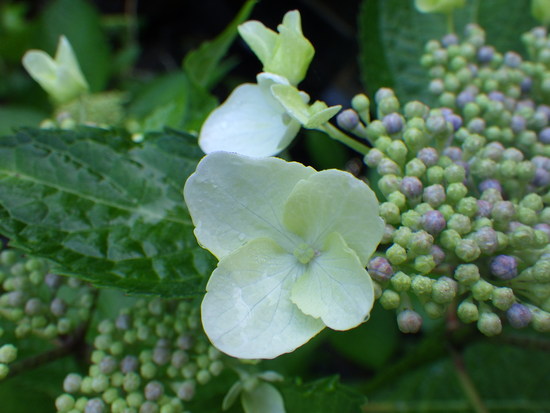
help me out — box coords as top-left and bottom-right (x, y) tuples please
(201, 238), (324, 359)
(282, 169), (384, 266)
(290, 232), (374, 330)
(242, 382), (286, 413)
(184, 152), (316, 260)
(238, 21), (277, 67)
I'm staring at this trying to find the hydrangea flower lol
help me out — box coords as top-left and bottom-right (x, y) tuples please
(22, 35), (89, 105)
(183, 152), (384, 359)
(198, 10), (341, 157)
(198, 72), (341, 157)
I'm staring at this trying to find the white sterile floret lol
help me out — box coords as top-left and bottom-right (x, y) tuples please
(22, 35), (89, 105)
(198, 73), (302, 157)
(183, 152), (384, 359)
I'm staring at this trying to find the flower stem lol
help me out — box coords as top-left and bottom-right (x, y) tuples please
(319, 123), (372, 155)
(449, 346), (490, 413)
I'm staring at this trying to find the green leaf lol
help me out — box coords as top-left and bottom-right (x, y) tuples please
(358, 0), (537, 104)
(38, 0), (111, 92)
(183, 0), (257, 90)
(0, 127), (212, 297)
(0, 106), (46, 136)
(281, 376), (366, 413)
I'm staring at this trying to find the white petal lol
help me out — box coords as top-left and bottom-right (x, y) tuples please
(184, 152), (315, 259)
(282, 169), (384, 266)
(291, 232), (374, 330)
(198, 83), (301, 157)
(242, 382), (286, 413)
(201, 238), (324, 359)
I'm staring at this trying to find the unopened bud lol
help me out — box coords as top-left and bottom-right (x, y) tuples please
(506, 303), (532, 328)
(477, 311), (502, 336)
(397, 310), (423, 333)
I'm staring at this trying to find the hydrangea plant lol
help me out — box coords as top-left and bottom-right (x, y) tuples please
(184, 151), (384, 358)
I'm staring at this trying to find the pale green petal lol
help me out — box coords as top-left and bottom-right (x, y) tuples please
(242, 382), (286, 413)
(223, 381), (243, 410)
(282, 169), (384, 266)
(290, 232), (374, 330)
(238, 21), (277, 67)
(201, 238), (324, 359)
(280, 10), (302, 34)
(22, 51), (58, 88)
(184, 152), (315, 259)
(55, 36), (89, 89)
(271, 84), (340, 129)
(198, 82), (301, 157)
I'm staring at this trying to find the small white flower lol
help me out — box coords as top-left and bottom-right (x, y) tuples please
(22, 35), (89, 105)
(184, 152), (384, 359)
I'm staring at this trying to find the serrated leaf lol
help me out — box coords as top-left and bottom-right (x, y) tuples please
(281, 376), (365, 413)
(183, 0), (257, 90)
(0, 127), (212, 297)
(38, 0), (111, 92)
(358, 0), (537, 104)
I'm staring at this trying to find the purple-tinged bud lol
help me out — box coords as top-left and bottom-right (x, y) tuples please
(474, 226), (499, 254)
(476, 200), (492, 218)
(479, 179), (502, 193)
(483, 141), (505, 160)
(532, 167), (550, 187)
(443, 146), (463, 162)
(443, 112), (463, 131)
(368, 257), (393, 282)
(511, 115), (527, 133)
(504, 51), (522, 67)
(336, 109), (360, 130)
(382, 113), (404, 134)
(120, 355), (139, 373)
(477, 46), (494, 63)
(492, 201), (516, 222)
(144, 381), (164, 401)
(417, 147), (439, 167)
(532, 155), (550, 171)
(478, 312), (502, 336)
(488, 91), (505, 102)
(115, 313), (131, 330)
(422, 184), (446, 207)
(85, 398), (105, 413)
(490, 255), (518, 280)
(44, 273), (62, 289)
(63, 373), (82, 393)
(50, 297), (67, 317)
(397, 310), (423, 333)
(441, 33), (459, 47)
(467, 117), (486, 133)
(521, 76), (533, 93)
(538, 127), (550, 144)
(534, 223), (550, 238)
(408, 230), (434, 255)
(400, 176), (423, 199)
(430, 245), (445, 265)
(506, 303), (532, 328)
(457, 89), (476, 108)
(421, 210), (446, 235)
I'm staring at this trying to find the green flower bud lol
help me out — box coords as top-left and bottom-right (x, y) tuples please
(386, 244), (408, 265)
(404, 101), (429, 118)
(390, 271), (411, 292)
(516, 161), (536, 181)
(472, 280), (494, 301)
(446, 183), (468, 204)
(510, 225), (535, 249)
(427, 165), (445, 184)
(393, 226), (413, 246)
(411, 275), (433, 297)
(456, 197), (478, 217)
(406, 158), (427, 177)
(388, 191), (407, 210)
(366, 120), (388, 141)
(440, 229), (462, 250)
(438, 204), (455, 220)
(520, 193), (543, 211)
(531, 307), (550, 332)
(403, 127), (428, 152)
(378, 158), (402, 176)
(491, 287), (515, 311)
(448, 213), (472, 235)
(517, 206), (538, 225)
(477, 311), (502, 336)
(364, 148), (385, 167)
(55, 394), (75, 412)
(401, 210), (422, 230)
(408, 230), (434, 255)
(444, 164), (466, 183)
(377, 96), (400, 117)
(0, 344), (17, 364)
(352, 94), (370, 113)
(454, 263), (480, 285)
(455, 239), (481, 261)
(379, 175), (402, 198)
(424, 301), (446, 318)
(432, 276), (458, 304)
(379, 289), (401, 310)
(414, 255), (436, 274)
(380, 202), (401, 225)
(457, 300), (479, 323)
(386, 140), (408, 165)
(0, 364), (8, 380)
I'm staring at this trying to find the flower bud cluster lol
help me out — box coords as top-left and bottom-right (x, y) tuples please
(361, 25), (550, 336)
(55, 298), (224, 413)
(0, 249), (94, 345)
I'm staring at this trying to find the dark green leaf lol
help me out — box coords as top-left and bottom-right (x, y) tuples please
(358, 0), (537, 104)
(183, 0), (257, 90)
(281, 376), (365, 413)
(0, 127), (212, 297)
(0, 106), (47, 135)
(38, 0), (111, 92)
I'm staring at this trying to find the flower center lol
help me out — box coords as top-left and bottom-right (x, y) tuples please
(293, 242), (316, 264)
